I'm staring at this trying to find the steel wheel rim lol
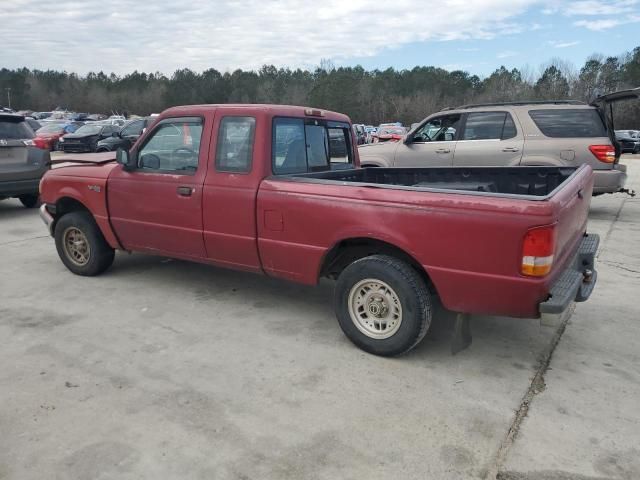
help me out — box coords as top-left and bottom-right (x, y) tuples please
(62, 227), (91, 266)
(348, 278), (403, 339)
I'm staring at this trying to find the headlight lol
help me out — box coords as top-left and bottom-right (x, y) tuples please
(59, 137), (64, 142)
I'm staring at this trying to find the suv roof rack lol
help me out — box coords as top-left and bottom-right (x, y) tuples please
(444, 100), (586, 110)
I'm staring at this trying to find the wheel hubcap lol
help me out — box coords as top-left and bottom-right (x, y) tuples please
(62, 227), (91, 266)
(348, 279), (402, 339)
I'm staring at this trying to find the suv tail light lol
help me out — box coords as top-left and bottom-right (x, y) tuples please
(589, 145), (615, 163)
(522, 225), (556, 277)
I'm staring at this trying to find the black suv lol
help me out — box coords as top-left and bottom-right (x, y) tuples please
(0, 114), (50, 208)
(96, 117), (152, 152)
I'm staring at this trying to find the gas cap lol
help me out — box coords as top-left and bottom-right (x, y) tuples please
(560, 150), (575, 161)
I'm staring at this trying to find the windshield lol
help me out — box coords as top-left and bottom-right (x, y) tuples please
(0, 118), (35, 139)
(37, 124), (65, 134)
(74, 125), (101, 135)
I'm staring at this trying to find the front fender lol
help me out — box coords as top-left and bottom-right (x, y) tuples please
(40, 173), (121, 249)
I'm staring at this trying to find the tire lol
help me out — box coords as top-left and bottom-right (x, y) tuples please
(19, 194), (40, 208)
(96, 147), (110, 153)
(54, 211), (115, 276)
(334, 255), (432, 356)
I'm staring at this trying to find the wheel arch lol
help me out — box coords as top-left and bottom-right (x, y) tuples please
(51, 195), (122, 249)
(319, 237), (438, 296)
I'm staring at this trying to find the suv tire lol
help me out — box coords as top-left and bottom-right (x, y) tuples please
(19, 194), (40, 208)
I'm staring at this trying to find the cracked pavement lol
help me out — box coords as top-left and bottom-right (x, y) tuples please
(0, 157), (638, 479)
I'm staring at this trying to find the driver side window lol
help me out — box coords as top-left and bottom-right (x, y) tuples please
(414, 114), (461, 142)
(138, 119), (203, 174)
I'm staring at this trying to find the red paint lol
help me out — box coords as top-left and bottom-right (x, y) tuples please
(39, 104), (594, 319)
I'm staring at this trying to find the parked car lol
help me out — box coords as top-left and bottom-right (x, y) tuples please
(59, 124), (120, 153)
(0, 113), (50, 208)
(32, 112), (52, 120)
(96, 117), (153, 152)
(25, 118), (41, 133)
(372, 125), (407, 143)
(359, 90), (640, 195)
(33, 123), (68, 151)
(39, 104), (599, 356)
(615, 130), (640, 154)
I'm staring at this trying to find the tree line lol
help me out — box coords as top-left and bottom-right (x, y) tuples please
(1, 46), (639, 128)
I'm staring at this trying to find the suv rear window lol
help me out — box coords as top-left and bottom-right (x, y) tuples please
(0, 117), (35, 140)
(528, 109), (607, 138)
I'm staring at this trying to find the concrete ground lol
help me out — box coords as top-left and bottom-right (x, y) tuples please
(0, 157), (638, 480)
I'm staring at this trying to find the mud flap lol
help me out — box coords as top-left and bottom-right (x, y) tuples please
(451, 313), (472, 355)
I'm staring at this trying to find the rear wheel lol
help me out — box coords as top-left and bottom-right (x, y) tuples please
(19, 194), (40, 208)
(334, 255), (432, 356)
(54, 211), (115, 276)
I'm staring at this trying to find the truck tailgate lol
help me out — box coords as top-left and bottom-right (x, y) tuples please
(546, 164), (594, 284)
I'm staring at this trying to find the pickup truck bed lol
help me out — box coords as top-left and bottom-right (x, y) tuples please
(285, 166), (576, 197)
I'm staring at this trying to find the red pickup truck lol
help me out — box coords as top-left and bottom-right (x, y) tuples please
(39, 104), (599, 356)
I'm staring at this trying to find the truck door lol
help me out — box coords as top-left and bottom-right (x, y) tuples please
(107, 116), (209, 258)
(394, 114), (460, 166)
(201, 113), (263, 272)
(453, 111), (524, 166)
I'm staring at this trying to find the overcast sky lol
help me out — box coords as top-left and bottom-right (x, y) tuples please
(1, 0), (639, 77)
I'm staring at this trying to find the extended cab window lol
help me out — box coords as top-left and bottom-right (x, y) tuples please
(462, 112), (517, 140)
(216, 116), (256, 173)
(529, 109), (607, 138)
(272, 117), (353, 174)
(137, 119), (203, 173)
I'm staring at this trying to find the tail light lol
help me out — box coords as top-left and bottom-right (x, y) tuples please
(522, 225), (556, 277)
(33, 138), (47, 150)
(589, 145), (615, 163)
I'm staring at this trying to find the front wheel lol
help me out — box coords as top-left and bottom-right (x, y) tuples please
(54, 211), (115, 276)
(334, 255), (432, 356)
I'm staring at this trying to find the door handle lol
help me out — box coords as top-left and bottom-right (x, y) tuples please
(177, 186), (193, 197)
(502, 147), (520, 152)
(435, 148), (451, 154)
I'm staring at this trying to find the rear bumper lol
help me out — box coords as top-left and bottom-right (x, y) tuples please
(593, 166), (626, 194)
(0, 178), (41, 197)
(539, 234), (599, 314)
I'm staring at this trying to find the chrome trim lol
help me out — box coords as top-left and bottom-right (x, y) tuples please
(39, 203), (54, 235)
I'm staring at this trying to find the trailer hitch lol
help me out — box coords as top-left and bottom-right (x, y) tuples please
(619, 188), (636, 197)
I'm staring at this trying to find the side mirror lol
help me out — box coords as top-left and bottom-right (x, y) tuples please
(115, 148), (130, 167)
(112, 132), (119, 138)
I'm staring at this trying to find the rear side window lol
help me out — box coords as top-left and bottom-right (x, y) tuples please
(529, 109), (607, 138)
(272, 117), (353, 174)
(462, 112), (517, 140)
(0, 118), (34, 140)
(215, 116), (256, 173)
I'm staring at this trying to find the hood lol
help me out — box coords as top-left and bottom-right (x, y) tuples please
(37, 132), (63, 139)
(46, 161), (118, 180)
(63, 132), (99, 140)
